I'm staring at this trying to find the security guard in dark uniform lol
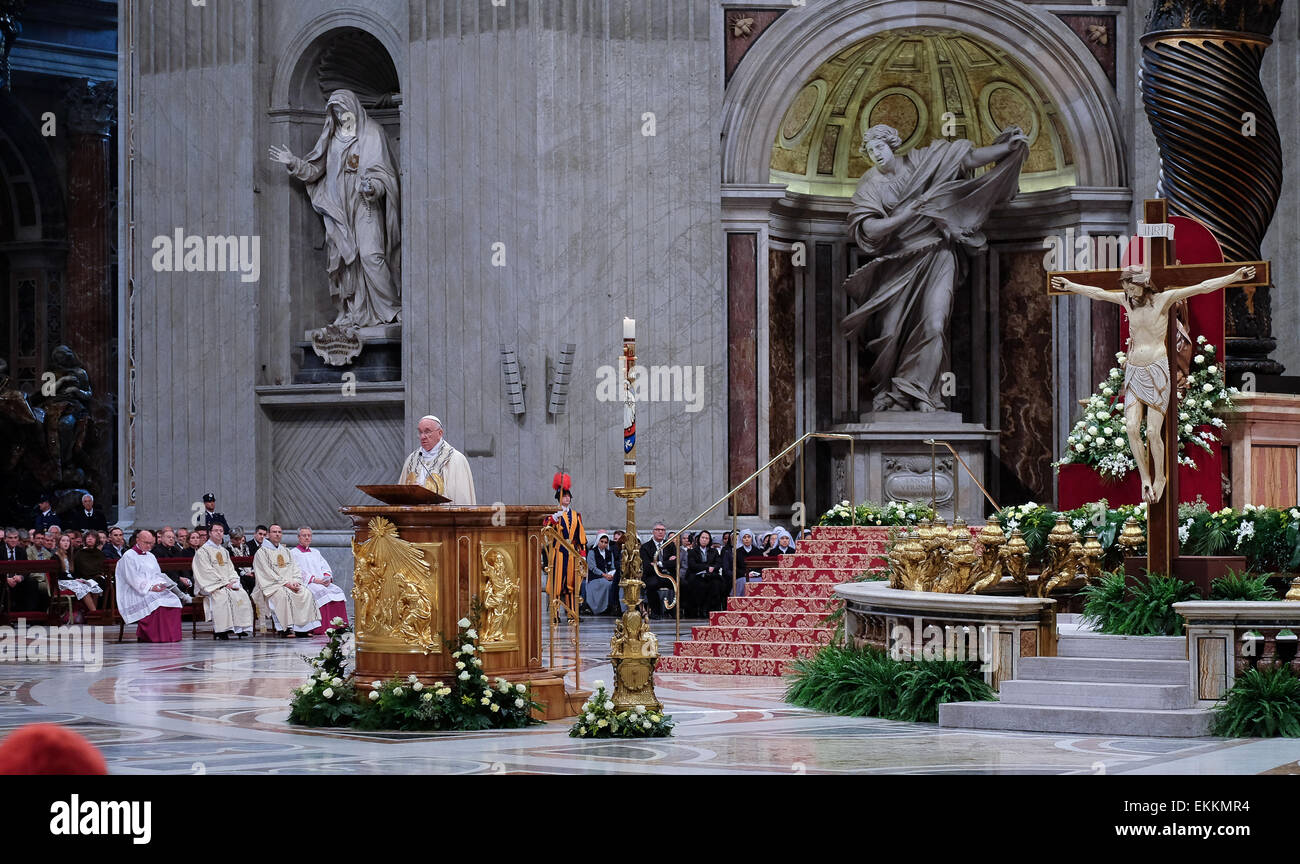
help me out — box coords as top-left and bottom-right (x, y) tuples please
(201, 493), (231, 536)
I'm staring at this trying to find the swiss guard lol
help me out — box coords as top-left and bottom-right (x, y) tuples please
(544, 472), (586, 621)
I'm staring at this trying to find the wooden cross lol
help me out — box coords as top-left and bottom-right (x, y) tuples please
(1047, 200), (1270, 576)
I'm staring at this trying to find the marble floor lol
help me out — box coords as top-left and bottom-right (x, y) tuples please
(2, 617), (1298, 775)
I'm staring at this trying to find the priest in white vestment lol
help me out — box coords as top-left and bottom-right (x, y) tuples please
(191, 524), (254, 639)
(115, 530), (183, 643)
(397, 415), (476, 504)
(292, 526), (349, 635)
(253, 524), (321, 638)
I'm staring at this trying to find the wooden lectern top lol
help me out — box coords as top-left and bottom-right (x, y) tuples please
(356, 484), (451, 506)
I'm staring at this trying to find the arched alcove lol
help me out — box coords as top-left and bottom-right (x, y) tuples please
(269, 24), (403, 364)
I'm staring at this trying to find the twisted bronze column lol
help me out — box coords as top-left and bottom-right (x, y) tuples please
(1140, 0), (1286, 374)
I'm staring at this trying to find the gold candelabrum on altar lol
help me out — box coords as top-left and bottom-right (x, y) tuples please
(606, 318), (662, 713)
(888, 514), (1103, 597)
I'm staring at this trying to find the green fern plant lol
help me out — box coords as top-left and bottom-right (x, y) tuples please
(1080, 571), (1129, 634)
(1211, 666), (1300, 738)
(1119, 573), (1200, 636)
(1210, 569), (1278, 602)
(893, 661), (997, 723)
(784, 644), (905, 719)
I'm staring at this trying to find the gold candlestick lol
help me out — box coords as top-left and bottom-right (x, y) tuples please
(608, 319), (662, 712)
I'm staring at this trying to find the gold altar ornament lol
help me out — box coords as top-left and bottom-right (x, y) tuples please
(352, 517), (441, 654)
(480, 544), (520, 647)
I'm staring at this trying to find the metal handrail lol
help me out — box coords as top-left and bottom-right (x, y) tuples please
(651, 431), (857, 643)
(540, 524), (586, 690)
(922, 439), (1000, 518)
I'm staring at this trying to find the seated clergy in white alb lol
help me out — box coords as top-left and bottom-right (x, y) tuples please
(190, 523), (254, 639)
(252, 524), (321, 638)
(398, 415), (476, 504)
(291, 526), (349, 636)
(115, 530), (184, 643)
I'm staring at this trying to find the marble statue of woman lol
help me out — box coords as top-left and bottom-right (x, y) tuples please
(270, 89), (401, 329)
(844, 124), (1028, 412)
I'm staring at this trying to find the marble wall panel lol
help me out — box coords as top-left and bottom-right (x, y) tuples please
(769, 245), (797, 507)
(997, 250), (1054, 504)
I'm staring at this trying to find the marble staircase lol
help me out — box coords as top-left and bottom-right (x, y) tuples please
(656, 526), (889, 676)
(939, 628), (1215, 737)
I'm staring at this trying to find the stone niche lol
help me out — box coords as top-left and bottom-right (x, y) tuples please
(829, 413), (998, 523)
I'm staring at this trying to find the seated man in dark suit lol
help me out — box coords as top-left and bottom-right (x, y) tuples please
(101, 527), (129, 560)
(3, 527), (46, 612)
(69, 493), (109, 532)
(638, 522), (677, 620)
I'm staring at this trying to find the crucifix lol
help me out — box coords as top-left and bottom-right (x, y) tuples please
(1047, 200), (1270, 576)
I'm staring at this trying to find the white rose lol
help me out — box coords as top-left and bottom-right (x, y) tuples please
(422, 692), (433, 702)
(321, 687), (334, 699)
(1184, 424), (1193, 435)
(1207, 365), (1217, 374)
(516, 683), (526, 694)
(392, 687), (403, 697)
(593, 679), (605, 689)
(368, 690), (380, 701)
(456, 662), (466, 670)
(604, 700), (615, 711)
(466, 629), (478, 639)
(597, 719), (608, 728)
(1114, 438), (1125, 447)
(586, 712), (596, 722)
(490, 703), (500, 713)
(1193, 354), (1204, 364)
(458, 618), (471, 628)
(321, 647), (332, 659)
(298, 684), (312, 694)
(643, 721), (652, 730)
(371, 681), (382, 689)
(331, 677), (342, 687)
(1204, 400), (1214, 409)
(1202, 383), (1213, 393)
(1087, 426), (1098, 436)
(480, 697), (491, 706)
(636, 704), (646, 714)
(1101, 388), (1113, 397)
(462, 644), (475, 654)
(458, 671), (470, 681)
(413, 682), (424, 692)
(331, 616), (344, 626)
(408, 674), (419, 683)
(473, 658), (482, 667)
(515, 698), (525, 708)
(1075, 443), (1085, 452)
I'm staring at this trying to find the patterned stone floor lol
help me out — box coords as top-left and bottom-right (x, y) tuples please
(2, 617), (1298, 774)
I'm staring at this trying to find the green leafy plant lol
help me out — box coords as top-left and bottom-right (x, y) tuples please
(1211, 666), (1300, 738)
(288, 618), (362, 727)
(894, 661), (997, 723)
(1080, 572), (1199, 636)
(1210, 569), (1278, 602)
(784, 644), (994, 723)
(569, 682), (674, 738)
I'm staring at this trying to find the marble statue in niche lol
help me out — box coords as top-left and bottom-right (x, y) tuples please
(843, 124), (1028, 412)
(270, 89), (401, 338)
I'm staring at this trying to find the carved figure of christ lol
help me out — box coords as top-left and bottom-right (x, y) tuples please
(1050, 264), (1255, 503)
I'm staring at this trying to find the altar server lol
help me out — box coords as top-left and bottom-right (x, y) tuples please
(291, 526), (349, 635)
(191, 523), (254, 639)
(253, 524), (321, 637)
(114, 530), (183, 643)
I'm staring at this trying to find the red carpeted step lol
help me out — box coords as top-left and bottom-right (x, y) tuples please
(672, 640), (822, 659)
(710, 610), (829, 628)
(760, 567), (876, 583)
(777, 553), (888, 568)
(746, 581), (840, 598)
(656, 656), (792, 676)
(726, 595), (834, 613)
(691, 625), (833, 645)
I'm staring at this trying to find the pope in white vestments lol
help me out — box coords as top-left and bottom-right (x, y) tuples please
(115, 531), (183, 643)
(253, 526), (321, 636)
(191, 526), (254, 638)
(398, 415), (476, 504)
(292, 527), (349, 635)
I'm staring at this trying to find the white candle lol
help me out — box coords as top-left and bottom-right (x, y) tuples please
(623, 317), (635, 340)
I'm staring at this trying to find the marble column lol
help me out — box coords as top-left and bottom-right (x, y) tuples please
(63, 79), (116, 404)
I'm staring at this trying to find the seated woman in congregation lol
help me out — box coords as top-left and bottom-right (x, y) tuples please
(682, 530), (723, 618)
(54, 533), (101, 621)
(583, 533), (620, 617)
(732, 529), (761, 597)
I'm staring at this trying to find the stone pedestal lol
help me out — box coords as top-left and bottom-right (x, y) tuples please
(295, 325), (402, 384)
(829, 413), (998, 523)
(1224, 393), (1300, 508)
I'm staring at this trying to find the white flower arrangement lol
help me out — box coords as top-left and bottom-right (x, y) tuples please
(1056, 347), (1233, 479)
(569, 683), (675, 739)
